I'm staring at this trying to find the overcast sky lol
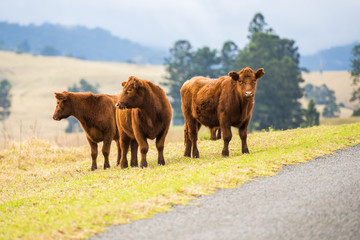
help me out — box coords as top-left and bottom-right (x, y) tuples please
(0, 0), (359, 55)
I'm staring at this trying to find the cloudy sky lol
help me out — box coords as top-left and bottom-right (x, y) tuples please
(0, 0), (359, 55)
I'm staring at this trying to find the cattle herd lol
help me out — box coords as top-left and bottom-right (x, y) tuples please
(53, 67), (264, 170)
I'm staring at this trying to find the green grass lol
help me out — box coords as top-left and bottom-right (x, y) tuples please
(1, 123), (360, 239)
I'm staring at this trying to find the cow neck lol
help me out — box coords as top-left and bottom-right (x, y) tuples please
(70, 93), (94, 127)
(138, 84), (157, 122)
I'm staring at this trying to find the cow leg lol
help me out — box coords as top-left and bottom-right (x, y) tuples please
(220, 123), (232, 157)
(119, 133), (130, 169)
(216, 128), (222, 140)
(239, 123), (250, 154)
(102, 138), (112, 169)
(156, 126), (169, 166)
(138, 138), (149, 168)
(188, 119), (199, 158)
(87, 138), (98, 171)
(210, 128), (216, 140)
(130, 139), (139, 167)
(184, 124), (192, 157)
(116, 139), (121, 166)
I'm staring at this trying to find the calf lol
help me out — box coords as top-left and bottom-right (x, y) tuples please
(180, 67), (265, 158)
(115, 76), (172, 168)
(53, 91), (120, 170)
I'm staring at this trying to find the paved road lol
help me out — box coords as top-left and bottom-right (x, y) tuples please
(91, 144), (360, 240)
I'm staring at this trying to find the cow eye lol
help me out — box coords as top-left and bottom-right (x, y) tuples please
(127, 88), (133, 93)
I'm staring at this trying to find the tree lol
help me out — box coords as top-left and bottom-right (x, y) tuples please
(66, 79), (99, 133)
(0, 79), (12, 130)
(17, 39), (31, 54)
(164, 40), (194, 125)
(41, 45), (60, 56)
(248, 12), (273, 37)
(301, 99), (320, 127)
(191, 46), (220, 78)
(237, 13), (304, 130)
(322, 89), (340, 118)
(350, 44), (360, 116)
(219, 41), (238, 75)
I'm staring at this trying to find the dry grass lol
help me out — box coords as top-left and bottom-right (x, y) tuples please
(302, 71), (356, 109)
(0, 123), (360, 239)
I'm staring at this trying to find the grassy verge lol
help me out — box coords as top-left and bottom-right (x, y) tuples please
(1, 123), (360, 239)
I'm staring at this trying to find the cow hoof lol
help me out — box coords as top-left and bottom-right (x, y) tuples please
(131, 163), (139, 168)
(192, 150), (199, 158)
(242, 150), (250, 154)
(120, 162), (128, 169)
(140, 161), (148, 168)
(104, 164), (110, 170)
(158, 160), (165, 166)
(222, 151), (229, 157)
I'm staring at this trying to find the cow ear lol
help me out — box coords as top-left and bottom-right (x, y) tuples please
(229, 71), (239, 81)
(122, 81), (127, 87)
(133, 77), (143, 88)
(255, 68), (265, 80)
(54, 92), (67, 100)
(55, 91), (69, 100)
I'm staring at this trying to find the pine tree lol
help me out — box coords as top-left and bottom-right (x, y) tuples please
(163, 40), (194, 125)
(322, 89), (340, 118)
(302, 99), (320, 127)
(0, 79), (12, 130)
(350, 44), (360, 116)
(237, 13), (304, 130)
(219, 41), (238, 76)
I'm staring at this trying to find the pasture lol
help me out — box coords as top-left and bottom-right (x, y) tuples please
(1, 51), (360, 239)
(0, 50), (357, 149)
(1, 123), (360, 239)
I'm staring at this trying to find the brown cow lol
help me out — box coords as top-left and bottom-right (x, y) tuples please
(115, 76), (172, 168)
(53, 91), (120, 170)
(180, 67), (265, 158)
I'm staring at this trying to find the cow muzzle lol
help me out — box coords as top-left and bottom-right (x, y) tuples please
(53, 115), (61, 121)
(115, 102), (127, 110)
(245, 91), (254, 98)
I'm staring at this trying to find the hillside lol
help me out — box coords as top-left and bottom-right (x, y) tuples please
(0, 50), (166, 147)
(0, 51), (358, 148)
(0, 22), (166, 64)
(300, 42), (359, 71)
(301, 71), (355, 114)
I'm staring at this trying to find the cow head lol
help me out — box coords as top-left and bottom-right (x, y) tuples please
(53, 91), (73, 120)
(115, 76), (145, 109)
(229, 67), (265, 99)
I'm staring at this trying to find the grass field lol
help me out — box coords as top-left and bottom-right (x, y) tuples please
(1, 123), (360, 239)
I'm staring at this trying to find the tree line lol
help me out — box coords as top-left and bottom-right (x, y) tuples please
(1, 13), (360, 133)
(164, 13), (360, 130)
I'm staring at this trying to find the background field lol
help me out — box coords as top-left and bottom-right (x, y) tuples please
(0, 50), (358, 149)
(0, 51), (166, 148)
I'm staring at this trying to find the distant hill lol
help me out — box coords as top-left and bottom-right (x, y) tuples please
(0, 21), (166, 64)
(300, 42), (359, 71)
